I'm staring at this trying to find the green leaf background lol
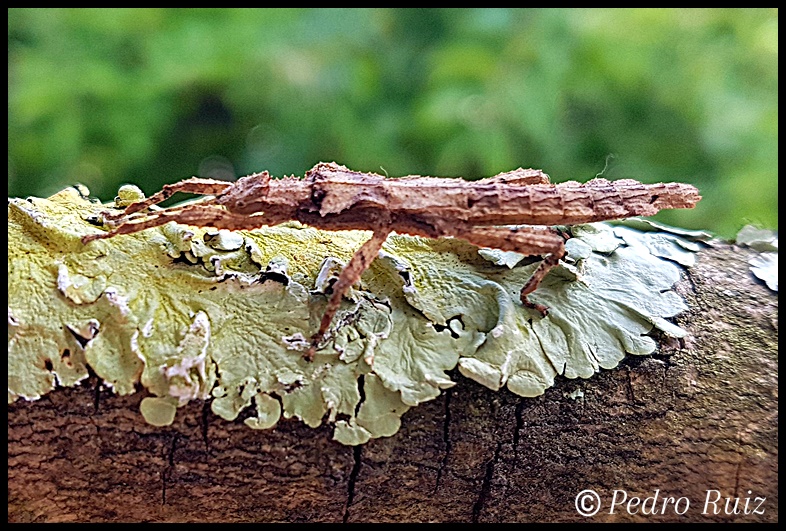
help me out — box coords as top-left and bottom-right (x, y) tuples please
(8, 8), (778, 238)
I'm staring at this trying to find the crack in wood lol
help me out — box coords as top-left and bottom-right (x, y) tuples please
(734, 456), (743, 499)
(161, 434), (179, 506)
(342, 445), (363, 523)
(472, 441), (502, 523)
(626, 366), (637, 405)
(434, 386), (453, 493)
(92, 378), (101, 414)
(201, 401), (211, 454)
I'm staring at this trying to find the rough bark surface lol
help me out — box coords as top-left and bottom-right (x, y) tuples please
(7, 242), (778, 523)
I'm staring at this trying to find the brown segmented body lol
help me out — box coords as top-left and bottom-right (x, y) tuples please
(83, 161), (701, 360)
(288, 163), (700, 226)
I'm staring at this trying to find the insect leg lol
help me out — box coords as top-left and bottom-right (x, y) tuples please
(454, 225), (565, 316)
(82, 205), (277, 243)
(104, 177), (234, 221)
(305, 227), (392, 361)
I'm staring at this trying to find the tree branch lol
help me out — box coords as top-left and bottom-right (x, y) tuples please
(8, 187), (777, 522)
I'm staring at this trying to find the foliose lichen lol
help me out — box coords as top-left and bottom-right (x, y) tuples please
(736, 224), (778, 292)
(8, 186), (702, 444)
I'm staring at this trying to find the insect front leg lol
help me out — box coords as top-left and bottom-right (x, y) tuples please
(455, 225), (566, 316)
(103, 177), (234, 221)
(82, 205), (276, 243)
(305, 228), (392, 361)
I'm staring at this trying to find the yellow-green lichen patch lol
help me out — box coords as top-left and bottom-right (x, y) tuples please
(8, 186), (700, 444)
(244, 392), (282, 430)
(148, 310), (215, 405)
(56, 263), (107, 304)
(114, 185), (146, 207)
(333, 374), (411, 446)
(140, 396), (179, 426)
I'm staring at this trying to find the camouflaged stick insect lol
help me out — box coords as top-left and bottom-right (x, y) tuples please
(82, 162), (701, 361)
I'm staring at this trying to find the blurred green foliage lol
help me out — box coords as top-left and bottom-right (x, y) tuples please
(8, 8), (777, 238)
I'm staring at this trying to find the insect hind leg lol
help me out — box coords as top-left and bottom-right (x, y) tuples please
(454, 225), (566, 316)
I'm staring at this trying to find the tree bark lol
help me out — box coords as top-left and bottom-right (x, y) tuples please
(7, 242), (778, 523)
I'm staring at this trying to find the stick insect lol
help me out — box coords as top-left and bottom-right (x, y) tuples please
(82, 162), (701, 360)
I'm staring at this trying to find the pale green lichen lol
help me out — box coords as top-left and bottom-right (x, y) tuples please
(748, 253), (777, 292)
(333, 374), (411, 445)
(610, 220), (705, 267)
(8, 186), (701, 444)
(477, 248), (527, 269)
(736, 225), (778, 292)
(736, 224), (778, 252)
(610, 218), (714, 243)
